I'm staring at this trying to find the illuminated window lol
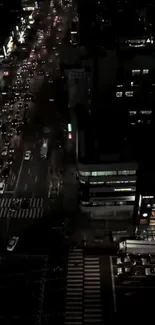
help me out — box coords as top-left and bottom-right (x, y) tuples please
(118, 170), (136, 176)
(116, 92), (123, 98)
(116, 85), (123, 88)
(114, 188), (135, 192)
(132, 69), (140, 76)
(140, 110), (152, 115)
(129, 111), (136, 115)
(142, 69), (149, 74)
(125, 91), (133, 97)
(79, 171), (91, 176)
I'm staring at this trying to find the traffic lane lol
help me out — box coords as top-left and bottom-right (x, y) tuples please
(33, 158), (50, 195)
(15, 139), (41, 191)
(6, 149), (23, 192)
(16, 151), (50, 196)
(15, 157), (39, 194)
(8, 217), (39, 238)
(15, 136), (49, 195)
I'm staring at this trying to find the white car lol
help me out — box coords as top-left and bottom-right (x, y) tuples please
(1, 146), (8, 156)
(117, 257), (122, 265)
(24, 150), (31, 160)
(0, 180), (5, 194)
(7, 236), (19, 252)
(117, 267), (123, 275)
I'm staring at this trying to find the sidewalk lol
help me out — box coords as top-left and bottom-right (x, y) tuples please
(63, 164), (77, 211)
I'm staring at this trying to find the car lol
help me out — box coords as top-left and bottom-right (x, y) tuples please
(10, 199), (20, 211)
(2, 107), (7, 113)
(24, 104), (29, 110)
(1, 146), (8, 156)
(7, 236), (19, 252)
(5, 100), (10, 106)
(9, 105), (14, 113)
(1, 124), (6, 135)
(12, 119), (18, 126)
(9, 147), (14, 154)
(8, 129), (13, 137)
(0, 159), (3, 169)
(21, 198), (30, 210)
(7, 115), (12, 123)
(5, 139), (10, 146)
(6, 157), (13, 165)
(18, 102), (23, 108)
(24, 150), (31, 160)
(2, 166), (10, 178)
(0, 180), (5, 194)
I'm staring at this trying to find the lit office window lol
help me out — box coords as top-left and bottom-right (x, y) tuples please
(118, 170), (136, 176)
(132, 69), (140, 76)
(129, 111), (137, 115)
(140, 110), (152, 115)
(142, 69), (149, 74)
(116, 91), (123, 98)
(91, 171), (117, 176)
(114, 188), (135, 192)
(79, 171), (91, 176)
(125, 91), (133, 97)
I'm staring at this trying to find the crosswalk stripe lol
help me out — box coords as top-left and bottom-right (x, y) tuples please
(25, 209), (29, 218)
(22, 210), (25, 219)
(3, 208), (7, 218)
(37, 208), (40, 218)
(0, 207), (4, 218)
(8, 198), (12, 207)
(33, 198), (36, 208)
(29, 209), (33, 219)
(1, 198), (5, 207)
(41, 198), (43, 207)
(0, 197), (44, 219)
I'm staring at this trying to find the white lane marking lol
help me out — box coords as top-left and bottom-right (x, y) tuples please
(15, 158), (24, 192)
(24, 184), (27, 191)
(10, 173), (16, 185)
(110, 256), (117, 312)
(35, 175), (38, 182)
(28, 168), (31, 175)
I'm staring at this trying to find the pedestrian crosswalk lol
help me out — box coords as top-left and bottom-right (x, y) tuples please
(84, 257), (102, 325)
(65, 248), (84, 325)
(65, 249), (103, 325)
(0, 197), (44, 219)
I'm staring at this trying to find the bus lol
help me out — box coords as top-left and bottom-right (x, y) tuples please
(40, 138), (48, 159)
(119, 239), (155, 255)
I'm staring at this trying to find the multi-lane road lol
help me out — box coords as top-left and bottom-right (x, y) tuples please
(0, 0), (77, 244)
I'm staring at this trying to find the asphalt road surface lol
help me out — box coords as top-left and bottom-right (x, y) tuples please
(0, 0), (78, 244)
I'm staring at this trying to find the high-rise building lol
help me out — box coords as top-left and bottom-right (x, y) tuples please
(77, 109), (138, 220)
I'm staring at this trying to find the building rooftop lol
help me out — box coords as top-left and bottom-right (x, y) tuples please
(78, 111), (139, 165)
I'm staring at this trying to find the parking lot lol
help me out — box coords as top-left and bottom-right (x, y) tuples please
(111, 254), (155, 313)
